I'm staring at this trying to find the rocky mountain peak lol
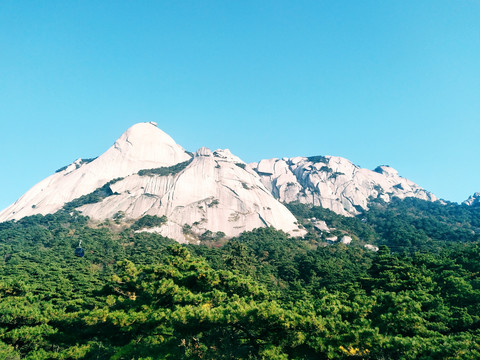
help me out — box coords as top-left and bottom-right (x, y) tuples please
(463, 192), (480, 206)
(0, 122), (444, 242)
(0, 122), (191, 222)
(195, 147), (213, 157)
(250, 155), (436, 216)
(111, 122), (190, 165)
(0, 123), (303, 242)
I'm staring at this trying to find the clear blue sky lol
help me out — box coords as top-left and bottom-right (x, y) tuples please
(1, 1), (479, 210)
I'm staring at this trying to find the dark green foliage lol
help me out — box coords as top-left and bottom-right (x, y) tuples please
(286, 202), (378, 243)
(329, 171), (345, 179)
(288, 198), (480, 253)
(130, 214), (167, 231)
(55, 158), (97, 173)
(393, 183), (404, 190)
(62, 178), (123, 211)
(207, 199), (219, 208)
(199, 230), (226, 242)
(200, 230), (214, 240)
(55, 165), (68, 173)
(138, 159), (193, 176)
(374, 165), (388, 173)
(182, 223), (193, 235)
(366, 197), (480, 252)
(235, 162), (246, 169)
(307, 155), (328, 163)
(0, 207), (480, 359)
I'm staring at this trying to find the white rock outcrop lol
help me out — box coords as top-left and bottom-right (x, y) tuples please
(364, 244), (379, 251)
(463, 192), (480, 206)
(0, 121), (440, 244)
(249, 156), (436, 216)
(0, 122), (304, 243)
(326, 236), (338, 242)
(312, 219), (329, 232)
(0, 122), (192, 221)
(340, 236), (353, 245)
(78, 146), (303, 242)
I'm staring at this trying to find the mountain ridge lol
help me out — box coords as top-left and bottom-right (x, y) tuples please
(0, 123), (302, 242)
(1, 121), (469, 243)
(249, 155), (437, 216)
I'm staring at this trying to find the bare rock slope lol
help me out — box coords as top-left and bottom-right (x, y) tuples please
(463, 193), (480, 206)
(250, 155), (436, 216)
(0, 122), (302, 242)
(0, 122), (439, 242)
(0, 122), (191, 221)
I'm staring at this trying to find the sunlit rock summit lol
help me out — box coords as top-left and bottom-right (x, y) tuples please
(249, 156), (436, 216)
(463, 192), (480, 206)
(0, 122), (438, 242)
(0, 122), (303, 242)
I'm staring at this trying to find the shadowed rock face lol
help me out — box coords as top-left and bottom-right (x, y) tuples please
(249, 156), (436, 216)
(0, 122), (303, 242)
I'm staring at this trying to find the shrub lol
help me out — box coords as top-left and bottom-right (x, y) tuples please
(208, 199), (219, 208)
(329, 172), (345, 179)
(55, 158), (97, 173)
(138, 159), (192, 177)
(182, 224), (193, 235)
(307, 155), (328, 163)
(62, 178), (123, 211)
(131, 215), (167, 231)
(393, 183), (404, 190)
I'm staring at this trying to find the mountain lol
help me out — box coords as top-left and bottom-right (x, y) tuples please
(0, 122), (302, 242)
(2, 130), (479, 360)
(250, 156), (436, 216)
(0, 122), (191, 221)
(0, 122), (441, 242)
(75, 146), (304, 242)
(464, 192), (480, 206)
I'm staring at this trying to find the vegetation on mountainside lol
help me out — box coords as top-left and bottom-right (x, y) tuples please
(307, 155), (328, 163)
(137, 159), (193, 177)
(0, 197), (479, 359)
(130, 214), (167, 230)
(55, 158), (98, 173)
(366, 197), (480, 245)
(287, 198), (480, 253)
(62, 178), (124, 211)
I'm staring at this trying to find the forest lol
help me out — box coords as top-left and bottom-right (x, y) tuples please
(0, 198), (479, 359)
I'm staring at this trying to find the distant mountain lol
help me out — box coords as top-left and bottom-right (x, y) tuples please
(250, 156), (436, 216)
(464, 192), (480, 206)
(0, 122), (444, 242)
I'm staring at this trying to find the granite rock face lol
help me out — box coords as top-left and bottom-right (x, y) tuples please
(463, 192), (480, 206)
(0, 122), (440, 243)
(0, 123), (303, 242)
(0, 122), (191, 221)
(78, 147), (303, 242)
(249, 156), (436, 216)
